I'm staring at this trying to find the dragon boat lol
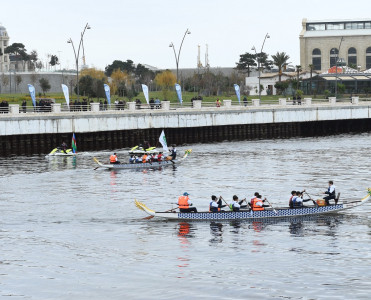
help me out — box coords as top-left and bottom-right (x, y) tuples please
(135, 189), (371, 220)
(94, 149), (192, 170)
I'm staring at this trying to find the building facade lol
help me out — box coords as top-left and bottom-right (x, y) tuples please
(300, 18), (371, 73)
(0, 24), (10, 73)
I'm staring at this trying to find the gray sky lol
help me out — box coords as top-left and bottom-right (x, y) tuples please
(2, 0), (371, 71)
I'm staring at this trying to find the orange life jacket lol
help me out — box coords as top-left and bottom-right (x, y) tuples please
(110, 155), (117, 163)
(142, 155), (148, 163)
(178, 196), (189, 209)
(251, 198), (264, 211)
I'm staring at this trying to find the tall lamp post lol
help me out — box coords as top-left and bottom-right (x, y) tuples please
(67, 23), (91, 101)
(169, 28), (191, 83)
(251, 33), (270, 101)
(332, 36), (344, 98)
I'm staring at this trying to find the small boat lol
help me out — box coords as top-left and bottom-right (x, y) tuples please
(94, 149), (192, 170)
(129, 146), (159, 155)
(135, 189), (371, 220)
(47, 148), (76, 156)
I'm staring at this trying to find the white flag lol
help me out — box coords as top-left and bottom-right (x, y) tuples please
(159, 130), (168, 152)
(61, 84), (69, 107)
(141, 84), (149, 105)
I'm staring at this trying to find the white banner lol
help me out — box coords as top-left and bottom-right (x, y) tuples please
(141, 84), (149, 105)
(159, 130), (169, 153)
(27, 84), (36, 107)
(61, 84), (69, 107)
(175, 83), (182, 104)
(104, 84), (111, 105)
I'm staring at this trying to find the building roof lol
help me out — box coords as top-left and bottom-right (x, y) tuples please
(303, 29), (371, 38)
(306, 18), (371, 24)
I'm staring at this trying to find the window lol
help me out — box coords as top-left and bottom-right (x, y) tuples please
(312, 48), (321, 70)
(330, 48), (338, 67)
(345, 22), (365, 29)
(365, 22), (371, 29)
(307, 23), (325, 31)
(348, 47), (357, 67)
(366, 47), (371, 69)
(326, 23), (344, 30)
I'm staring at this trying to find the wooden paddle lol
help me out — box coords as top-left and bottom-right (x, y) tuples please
(304, 191), (319, 207)
(265, 198), (277, 214)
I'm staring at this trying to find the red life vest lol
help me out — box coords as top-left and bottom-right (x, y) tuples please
(110, 155), (117, 163)
(251, 198), (264, 211)
(178, 196), (189, 209)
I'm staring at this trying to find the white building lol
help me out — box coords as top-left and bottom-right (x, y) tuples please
(0, 24), (10, 72)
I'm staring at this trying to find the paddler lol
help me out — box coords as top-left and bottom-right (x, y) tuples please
(323, 180), (336, 205)
(169, 145), (177, 160)
(229, 195), (241, 212)
(178, 192), (197, 213)
(142, 153), (149, 163)
(109, 152), (120, 164)
(60, 141), (68, 154)
(209, 195), (225, 212)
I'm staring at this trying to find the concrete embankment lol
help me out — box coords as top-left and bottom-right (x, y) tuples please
(1, 103), (371, 155)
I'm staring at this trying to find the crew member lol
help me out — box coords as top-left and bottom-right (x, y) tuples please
(60, 141), (68, 154)
(178, 192), (197, 213)
(170, 146), (177, 160)
(230, 195), (241, 212)
(135, 155), (142, 163)
(249, 192), (260, 208)
(129, 155), (135, 164)
(209, 196), (221, 212)
(289, 190), (297, 208)
(142, 153), (148, 163)
(158, 152), (163, 162)
(250, 194), (266, 211)
(323, 180), (336, 205)
(110, 153), (120, 164)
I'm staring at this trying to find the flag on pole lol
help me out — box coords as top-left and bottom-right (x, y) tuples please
(72, 133), (77, 153)
(141, 84), (149, 105)
(28, 84), (36, 107)
(159, 130), (169, 152)
(104, 84), (111, 105)
(61, 84), (69, 108)
(234, 84), (241, 103)
(175, 83), (182, 104)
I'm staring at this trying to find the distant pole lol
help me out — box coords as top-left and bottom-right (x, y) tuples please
(252, 33), (270, 101)
(335, 37), (344, 98)
(67, 23), (91, 101)
(169, 28), (191, 83)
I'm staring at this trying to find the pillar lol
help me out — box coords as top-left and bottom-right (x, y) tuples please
(161, 100), (170, 110)
(252, 99), (260, 106)
(223, 100), (232, 108)
(127, 102), (136, 111)
(9, 104), (19, 114)
(279, 98), (287, 106)
(351, 96), (359, 105)
(304, 98), (312, 106)
(193, 100), (202, 109)
(51, 103), (61, 113)
(329, 97), (336, 105)
(90, 102), (100, 112)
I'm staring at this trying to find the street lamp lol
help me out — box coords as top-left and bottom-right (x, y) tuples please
(251, 33), (270, 101)
(333, 36), (344, 98)
(67, 23), (91, 101)
(169, 28), (191, 83)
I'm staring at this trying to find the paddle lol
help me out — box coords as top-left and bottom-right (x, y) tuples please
(220, 196), (230, 210)
(304, 191), (319, 207)
(265, 198), (277, 214)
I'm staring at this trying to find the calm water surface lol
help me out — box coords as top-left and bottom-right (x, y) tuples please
(1, 134), (371, 299)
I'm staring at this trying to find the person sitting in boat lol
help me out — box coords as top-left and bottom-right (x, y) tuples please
(323, 180), (336, 205)
(230, 195), (241, 212)
(60, 141), (68, 154)
(143, 141), (150, 151)
(250, 194), (268, 211)
(152, 153), (158, 162)
(289, 190), (297, 208)
(110, 153), (120, 164)
(129, 155), (135, 164)
(178, 192), (197, 213)
(249, 192), (260, 208)
(135, 155), (142, 163)
(169, 146), (177, 160)
(209, 195), (222, 212)
(158, 152), (163, 162)
(142, 153), (149, 163)
(291, 191), (312, 208)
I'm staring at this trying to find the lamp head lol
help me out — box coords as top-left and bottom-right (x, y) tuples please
(67, 39), (72, 44)
(251, 46), (256, 51)
(266, 34), (270, 39)
(187, 31), (191, 34)
(169, 43), (173, 48)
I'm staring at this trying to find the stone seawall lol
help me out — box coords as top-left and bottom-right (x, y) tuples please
(1, 104), (371, 155)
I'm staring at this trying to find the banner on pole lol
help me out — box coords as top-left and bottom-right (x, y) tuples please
(141, 84), (149, 105)
(61, 84), (70, 108)
(104, 84), (111, 105)
(175, 83), (182, 104)
(234, 84), (241, 103)
(27, 84), (36, 107)
(159, 130), (169, 153)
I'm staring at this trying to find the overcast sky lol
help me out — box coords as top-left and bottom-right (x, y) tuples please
(1, 0), (371, 71)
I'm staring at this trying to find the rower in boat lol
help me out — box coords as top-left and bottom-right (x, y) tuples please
(60, 141), (68, 154)
(229, 195), (241, 212)
(158, 152), (163, 161)
(142, 153), (149, 163)
(178, 192), (197, 213)
(110, 153), (120, 164)
(292, 191), (312, 208)
(168, 145), (177, 160)
(129, 155), (135, 164)
(323, 180), (336, 205)
(209, 195), (225, 212)
(250, 194), (269, 211)
(289, 191), (296, 208)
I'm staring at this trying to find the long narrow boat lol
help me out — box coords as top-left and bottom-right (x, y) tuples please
(135, 189), (371, 220)
(94, 149), (192, 170)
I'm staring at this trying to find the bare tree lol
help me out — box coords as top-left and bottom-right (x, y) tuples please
(15, 75), (22, 92)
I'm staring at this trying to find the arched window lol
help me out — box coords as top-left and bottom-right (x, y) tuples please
(348, 47), (357, 68)
(312, 48), (321, 70)
(330, 48), (338, 67)
(366, 47), (371, 69)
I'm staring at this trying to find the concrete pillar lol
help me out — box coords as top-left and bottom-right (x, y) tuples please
(329, 97), (336, 105)
(193, 100), (202, 109)
(252, 99), (260, 106)
(90, 102), (100, 112)
(127, 102), (136, 111)
(279, 98), (287, 105)
(351, 96), (359, 104)
(51, 103), (61, 113)
(223, 99), (232, 108)
(304, 98), (312, 106)
(161, 100), (170, 110)
(9, 104), (19, 114)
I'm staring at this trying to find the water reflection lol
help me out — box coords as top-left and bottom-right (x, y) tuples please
(47, 156), (77, 170)
(209, 222), (223, 244)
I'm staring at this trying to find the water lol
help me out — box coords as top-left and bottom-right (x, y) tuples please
(1, 134), (371, 299)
